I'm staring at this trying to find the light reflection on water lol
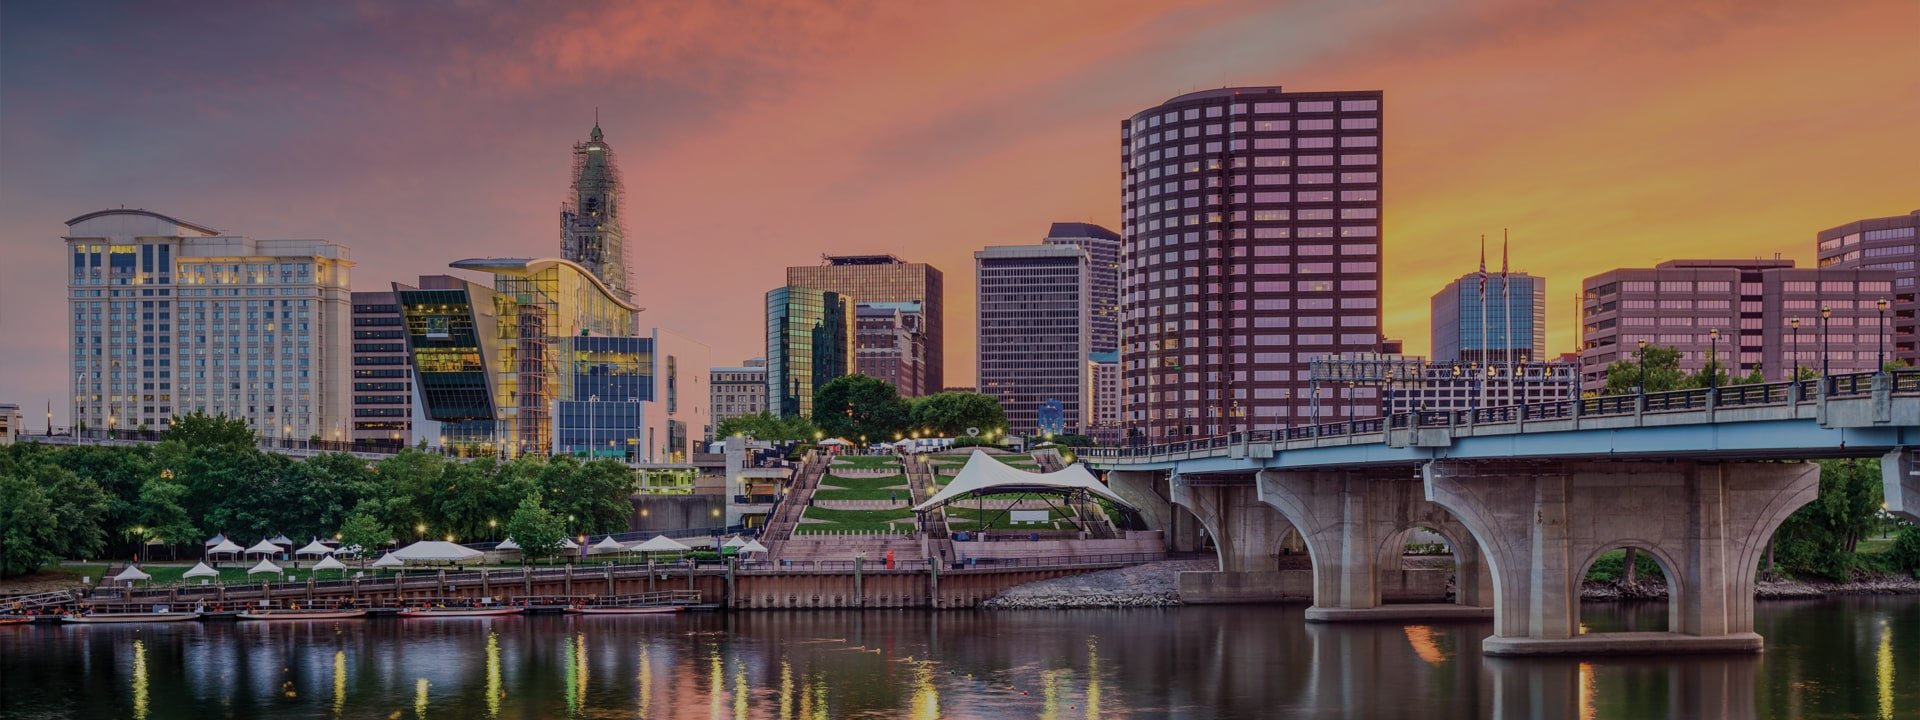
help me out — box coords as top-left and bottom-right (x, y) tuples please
(0, 598), (1915, 719)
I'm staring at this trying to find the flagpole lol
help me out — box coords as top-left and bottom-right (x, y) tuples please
(1503, 229), (1513, 405)
(1478, 235), (1488, 413)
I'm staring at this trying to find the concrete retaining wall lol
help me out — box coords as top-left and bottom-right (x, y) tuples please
(1178, 567), (1452, 604)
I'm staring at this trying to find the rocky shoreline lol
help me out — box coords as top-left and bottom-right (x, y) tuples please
(1575, 575), (1920, 601)
(983, 559), (1920, 608)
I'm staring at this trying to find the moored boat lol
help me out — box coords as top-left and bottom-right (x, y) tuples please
(237, 609), (369, 621)
(61, 611), (200, 624)
(397, 607), (523, 618)
(0, 616), (34, 627)
(565, 605), (682, 615)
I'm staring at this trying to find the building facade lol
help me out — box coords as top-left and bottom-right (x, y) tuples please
(1088, 352), (1121, 444)
(349, 291), (413, 448)
(976, 243), (1091, 436)
(765, 287), (854, 419)
(1120, 86), (1385, 442)
(1818, 209), (1920, 366)
(64, 209), (353, 440)
(0, 403), (20, 444)
(1579, 259), (1894, 393)
(854, 303), (925, 396)
(710, 358), (768, 427)
(561, 122), (632, 302)
(786, 255), (943, 395)
(1043, 222), (1122, 355)
(396, 258), (708, 461)
(1431, 272), (1547, 364)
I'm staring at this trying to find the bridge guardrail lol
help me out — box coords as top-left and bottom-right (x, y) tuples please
(1080, 370), (1911, 462)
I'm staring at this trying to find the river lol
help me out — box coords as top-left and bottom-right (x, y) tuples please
(2, 597), (1916, 719)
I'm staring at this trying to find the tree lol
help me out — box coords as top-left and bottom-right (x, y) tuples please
(909, 392), (1008, 437)
(1772, 458), (1884, 580)
(538, 457), (634, 534)
(134, 476), (196, 550)
(812, 374), (910, 442)
(0, 474), (58, 578)
(336, 510), (388, 568)
(715, 411), (818, 442)
(1602, 345), (1688, 395)
(164, 411), (256, 450)
(504, 495), (567, 563)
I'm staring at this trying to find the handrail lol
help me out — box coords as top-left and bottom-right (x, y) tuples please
(1074, 370), (1908, 462)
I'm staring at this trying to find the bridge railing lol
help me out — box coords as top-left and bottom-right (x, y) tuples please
(1079, 369), (1920, 462)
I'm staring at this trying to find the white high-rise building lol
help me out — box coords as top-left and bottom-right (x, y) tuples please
(64, 209), (353, 440)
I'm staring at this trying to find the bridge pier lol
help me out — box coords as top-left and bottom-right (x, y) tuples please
(1424, 459), (1817, 656)
(1169, 475), (1308, 602)
(1881, 448), (1920, 521)
(1257, 468), (1494, 622)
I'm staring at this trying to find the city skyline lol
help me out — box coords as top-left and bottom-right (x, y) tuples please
(3, 1), (1917, 427)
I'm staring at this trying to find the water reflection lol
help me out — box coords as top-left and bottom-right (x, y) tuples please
(331, 649), (345, 718)
(0, 599), (1916, 719)
(132, 638), (149, 720)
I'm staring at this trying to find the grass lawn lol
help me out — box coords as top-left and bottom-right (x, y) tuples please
(813, 474), (911, 501)
(1857, 537), (1895, 555)
(830, 455), (901, 470)
(796, 506), (917, 534)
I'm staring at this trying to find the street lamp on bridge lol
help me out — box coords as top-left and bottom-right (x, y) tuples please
(1878, 297), (1890, 371)
(1636, 339), (1649, 398)
(1821, 305), (1832, 378)
(1790, 317), (1801, 380)
(1709, 327), (1720, 391)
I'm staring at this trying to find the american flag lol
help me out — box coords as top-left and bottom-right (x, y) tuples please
(1477, 235), (1487, 300)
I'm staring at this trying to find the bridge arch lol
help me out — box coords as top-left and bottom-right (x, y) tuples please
(1574, 540), (1685, 633)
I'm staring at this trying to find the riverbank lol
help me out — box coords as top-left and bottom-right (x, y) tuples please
(980, 559), (1920, 609)
(1582, 574), (1920, 601)
(981, 559), (1210, 608)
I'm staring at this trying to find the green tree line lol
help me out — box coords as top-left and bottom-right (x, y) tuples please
(0, 413), (636, 578)
(715, 376), (1012, 445)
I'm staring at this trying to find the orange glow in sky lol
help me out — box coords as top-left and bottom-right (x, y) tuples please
(1, 0), (1915, 416)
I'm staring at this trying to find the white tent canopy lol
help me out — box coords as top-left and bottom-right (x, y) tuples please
(390, 541), (484, 563)
(207, 539), (245, 556)
(739, 539), (769, 554)
(244, 539), (283, 555)
(559, 537), (581, 550)
(114, 565), (152, 582)
(204, 533), (228, 547)
(295, 540), (334, 557)
(247, 558), (283, 575)
(183, 562), (220, 579)
(912, 450), (1135, 512)
(268, 534), (294, 546)
(495, 538), (522, 551)
(311, 555), (347, 571)
(371, 553), (404, 568)
(589, 536), (629, 554)
(630, 535), (692, 553)
(817, 438), (852, 446)
(721, 535), (747, 549)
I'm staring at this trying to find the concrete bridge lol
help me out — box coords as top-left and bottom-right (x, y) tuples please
(1081, 371), (1920, 656)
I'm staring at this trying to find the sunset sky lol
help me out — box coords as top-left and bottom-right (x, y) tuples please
(2, 0), (1915, 426)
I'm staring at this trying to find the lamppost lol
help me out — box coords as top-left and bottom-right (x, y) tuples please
(1820, 305), (1832, 378)
(1790, 317), (1801, 380)
(1878, 297), (1890, 371)
(1637, 339), (1649, 398)
(1708, 327), (1720, 391)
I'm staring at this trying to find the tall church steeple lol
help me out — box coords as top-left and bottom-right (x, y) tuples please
(561, 119), (630, 301)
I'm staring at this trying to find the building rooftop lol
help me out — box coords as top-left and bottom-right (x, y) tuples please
(823, 254), (905, 266)
(1045, 222), (1121, 241)
(64, 208), (221, 236)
